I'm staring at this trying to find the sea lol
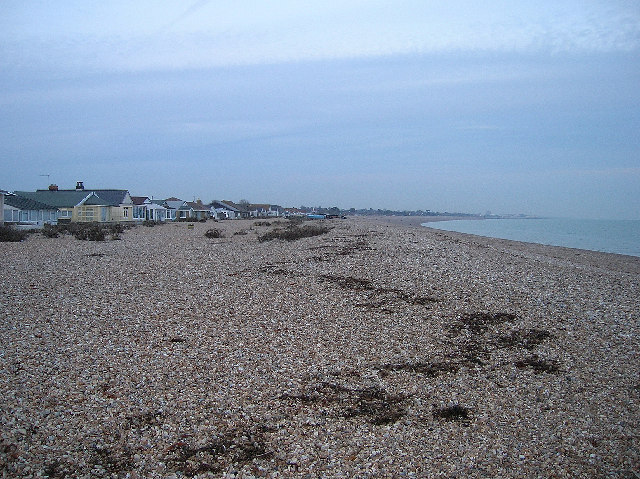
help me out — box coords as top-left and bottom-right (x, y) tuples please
(423, 218), (640, 257)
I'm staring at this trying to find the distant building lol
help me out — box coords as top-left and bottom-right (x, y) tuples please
(15, 182), (134, 223)
(0, 189), (6, 226)
(131, 196), (168, 222)
(2, 193), (59, 227)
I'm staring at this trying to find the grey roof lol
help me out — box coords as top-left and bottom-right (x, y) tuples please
(211, 200), (245, 212)
(186, 202), (210, 211)
(15, 190), (90, 208)
(87, 190), (131, 206)
(164, 200), (186, 210)
(131, 196), (150, 205)
(4, 194), (57, 211)
(15, 189), (131, 208)
(82, 193), (110, 206)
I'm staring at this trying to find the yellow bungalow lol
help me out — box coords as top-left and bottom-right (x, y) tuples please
(15, 182), (134, 223)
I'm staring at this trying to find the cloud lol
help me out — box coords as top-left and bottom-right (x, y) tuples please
(158, 0), (212, 33)
(2, 1), (638, 73)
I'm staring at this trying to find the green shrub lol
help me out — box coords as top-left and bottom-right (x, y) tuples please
(109, 223), (125, 235)
(0, 225), (28, 242)
(258, 224), (331, 242)
(42, 224), (60, 238)
(74, 223), (106, 241)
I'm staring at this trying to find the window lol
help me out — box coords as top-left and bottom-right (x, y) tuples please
(78, 207), (95, 219)
(123, 208), (129, 218)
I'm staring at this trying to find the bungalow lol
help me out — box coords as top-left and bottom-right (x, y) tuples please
(161, 198), (189, 221)
(132, 196), (168, 222)
(0, 189), (5, 225)
(177, 203), (194, 220)
(247, 204), (283, 218)
(210, 200), (250, 219)
(2, 193), (59, 227)
(186, 201), (211, 221)
(249, 204), (269, 218)
(15, 182), (135, 223)
(283, 207), (306, 217)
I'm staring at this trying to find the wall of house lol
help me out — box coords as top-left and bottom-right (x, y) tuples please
(3, 205), (19, 223)
(109, 206), (134, 222)
(3, 206), (58, 226)
(58, 208), (73, 222)
(73, 205), (135, 223)
(133, 206), (146, 220)
(73, 205), (100, 222)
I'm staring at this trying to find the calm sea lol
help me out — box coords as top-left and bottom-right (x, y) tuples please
(423, 218), (640, 257)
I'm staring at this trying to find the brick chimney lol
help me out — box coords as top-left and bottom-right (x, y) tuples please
(76, 181), (84, 191)
(48, 184), (58, 191)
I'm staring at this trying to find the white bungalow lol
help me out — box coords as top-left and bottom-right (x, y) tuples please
(132, 196), (168, 222)
(2, 193), (59, 227)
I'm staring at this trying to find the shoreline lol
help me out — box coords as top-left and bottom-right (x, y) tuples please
(363, 214), (479, 228)
(1, 217), (638, 477)
(367, 215), (640, 266)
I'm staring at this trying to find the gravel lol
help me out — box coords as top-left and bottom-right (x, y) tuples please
(1, 217), (638, 478)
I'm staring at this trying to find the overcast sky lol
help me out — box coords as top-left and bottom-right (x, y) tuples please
(1, 1), (639, 218)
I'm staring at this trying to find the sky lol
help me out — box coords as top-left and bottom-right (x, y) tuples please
(1, 1), (639, 219)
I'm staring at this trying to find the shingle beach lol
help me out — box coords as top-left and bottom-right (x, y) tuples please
(1, 217), (638, 478)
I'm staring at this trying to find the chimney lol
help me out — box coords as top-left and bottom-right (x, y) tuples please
(48, 184), (58, 191)
(76, 181), (84, 191)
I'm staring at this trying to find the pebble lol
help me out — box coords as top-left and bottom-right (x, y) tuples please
(0, 217), (638, 478)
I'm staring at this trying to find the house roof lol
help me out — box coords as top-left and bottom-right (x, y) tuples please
(83, 190), (131, 206)
(15, 190), (90, 208)
(212, 200), (247, 212)
(81, 193), (110, 206)
(131, 196), (150, 205)
(16, 189), (131, 207)
(186, 201), (210, 211)
(4, 194), (57, 211)
(146, 202), (166, 210)
(164, 200), (186, 210)
(248, 203), (270, 210)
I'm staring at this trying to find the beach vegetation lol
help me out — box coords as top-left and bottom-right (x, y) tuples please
(42, 224), (60, 238)
(433, 405), (471, 421)
(258, 224), (331, 242)
(0, 225), (29, 242)
(74, 224), (106, 241)
(40, 222), (130, 241)
(498, 329), (552, 350)
(515, 355), (560, 374)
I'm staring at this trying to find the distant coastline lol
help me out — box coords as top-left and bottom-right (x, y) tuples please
(365, 214), (483, 228)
